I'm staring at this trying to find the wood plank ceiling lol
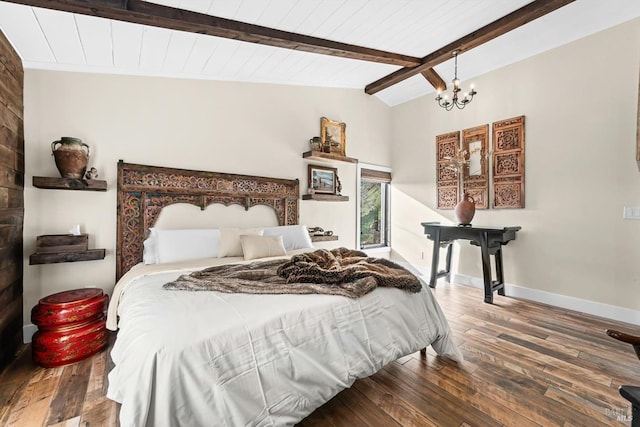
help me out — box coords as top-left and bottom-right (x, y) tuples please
(0, 0), (639, 106)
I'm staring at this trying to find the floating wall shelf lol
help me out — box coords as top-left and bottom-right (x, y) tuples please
(30, 249), (106, 265)
(302, 151), (358, 164)
(302, 194), (349, 202)
(310, 235), (338, 242)
(29, 234), (106, 265)
(33, 176), (107, 192)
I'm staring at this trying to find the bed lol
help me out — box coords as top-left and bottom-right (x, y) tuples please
(106, 162), (462, 426)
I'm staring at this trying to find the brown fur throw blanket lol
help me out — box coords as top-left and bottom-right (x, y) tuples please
(163, 248), (422, 298)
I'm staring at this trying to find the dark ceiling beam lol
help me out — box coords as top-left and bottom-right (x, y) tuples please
(4, 0), (422, 67)
(365, 0), (576, 95)
(421, 69), (447, 91)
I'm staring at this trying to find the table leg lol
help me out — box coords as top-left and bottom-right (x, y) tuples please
(479, 232), (493, 303)
(429, 228), (441, 288)
(495, 247), (505, 296)
(444, 242), (453, 283)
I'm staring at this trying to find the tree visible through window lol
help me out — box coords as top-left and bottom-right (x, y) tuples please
(359, 168), (390, 249)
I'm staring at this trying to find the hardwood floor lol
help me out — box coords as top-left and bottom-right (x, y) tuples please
(0, 334), (118, 427)
(0, 283), (637, 426)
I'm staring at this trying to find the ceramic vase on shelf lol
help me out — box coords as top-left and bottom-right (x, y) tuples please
(51, 137), (90, 179)
(454, 192), (475, 226)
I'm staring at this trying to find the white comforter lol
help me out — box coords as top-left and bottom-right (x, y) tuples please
(107, 252), (462, 427)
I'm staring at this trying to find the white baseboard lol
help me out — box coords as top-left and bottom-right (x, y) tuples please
(23, 324), (37, 344)
(363, 247), (391, 257)
(452, 273), (640, 327)
(394, 262), (426, 278)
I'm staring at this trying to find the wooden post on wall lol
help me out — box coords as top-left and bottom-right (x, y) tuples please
(0, 29), (24, 371)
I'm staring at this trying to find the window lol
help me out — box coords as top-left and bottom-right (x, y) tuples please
(358, 166), (391, 249)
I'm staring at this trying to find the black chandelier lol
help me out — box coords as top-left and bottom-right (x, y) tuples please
(435, 50), (477, 111)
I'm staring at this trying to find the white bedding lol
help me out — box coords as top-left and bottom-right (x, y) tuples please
(107, 252), (462, 426)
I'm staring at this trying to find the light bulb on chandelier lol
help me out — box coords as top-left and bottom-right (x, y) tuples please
(435, 50), (477, 111)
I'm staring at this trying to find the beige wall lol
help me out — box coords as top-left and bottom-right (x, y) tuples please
(23, 73), (391, 325)
(391, 18), (640, 312)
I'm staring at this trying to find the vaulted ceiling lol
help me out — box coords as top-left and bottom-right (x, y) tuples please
(0, 0), (639, 106)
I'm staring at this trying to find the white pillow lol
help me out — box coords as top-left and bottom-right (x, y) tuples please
(142, 228), (158, 264)
(218, 227), (264, 258)
(240, 235), (286, 260)
(262, 225), (314, 251)
(154, 228), (220, 264)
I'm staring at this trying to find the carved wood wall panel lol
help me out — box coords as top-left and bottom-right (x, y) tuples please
(117, 162), (300, 279)
(436, 131), (460, 209)
(462, 124), (489, 209)
(492, 116), (525, 208)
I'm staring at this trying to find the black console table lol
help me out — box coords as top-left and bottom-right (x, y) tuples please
(421, 222), (521, 303)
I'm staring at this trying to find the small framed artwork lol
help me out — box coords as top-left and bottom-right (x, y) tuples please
(321, 117), (346, 156)
(308, 164), (337, 194)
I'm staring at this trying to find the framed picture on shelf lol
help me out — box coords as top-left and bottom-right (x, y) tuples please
(321, 117), (346, 156)
(308, 164), (337, 194)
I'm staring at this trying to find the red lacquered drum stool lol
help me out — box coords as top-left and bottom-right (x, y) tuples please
(31, 288), (109, 368)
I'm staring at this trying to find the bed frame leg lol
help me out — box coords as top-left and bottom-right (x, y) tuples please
(420, 348), (427, 355)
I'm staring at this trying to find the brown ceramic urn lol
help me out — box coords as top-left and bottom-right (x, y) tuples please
(51, 137), (90, 179)
(454, 192), (476, 225)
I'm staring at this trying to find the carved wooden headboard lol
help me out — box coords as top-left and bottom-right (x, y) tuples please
(116, 161), (300, 279)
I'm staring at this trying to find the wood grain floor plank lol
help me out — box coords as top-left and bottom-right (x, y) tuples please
(576, 350), (639, 381)
(462, 321), (631, 415)
(529, 317), (625, 350)
(29, 364), (63, 386)
(459, 339), (574, 392)
(46, 359), (92, 425)
(298, 410), (337, 427)
(79, 398), (118, 427)
(84, 347), (106, 403)
(47, 416), (80, 427)
(334, 386), (402, 427)
(438, 362), (566, 427)
(5, 375), (58, 427)
(308, 395), (368, 427)
(461, 329), (548, 371)
(468, 328), (615, 387)
(403, 357), (540, 427)
(498, 333), (581, 360)
(543, 328), (637, 363)
(370, 366), (475, 427)
(544, 386), (623, 425)
(351, 374), (440, 427)
(0, 347), (32, 425)
(380, 361), (502, 427)
(469, 318), (579, 357)
(462, 351), (611, 427)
